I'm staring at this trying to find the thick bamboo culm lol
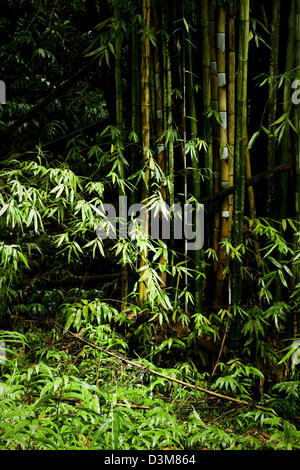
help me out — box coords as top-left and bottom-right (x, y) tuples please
(227, 1), (235, 243)
(215, 4), (229, 307)
(138, 0), (151, 305)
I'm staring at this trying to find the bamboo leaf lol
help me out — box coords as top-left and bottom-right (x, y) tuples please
(271, 113), (287, 126)
(278, 346), (298, 365)
(248, 131), (260, 149)
(183, 18), (189, 32)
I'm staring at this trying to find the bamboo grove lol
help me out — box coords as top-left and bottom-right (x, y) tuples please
(0, 0), (300, 403)
(97, 0), (300, 346)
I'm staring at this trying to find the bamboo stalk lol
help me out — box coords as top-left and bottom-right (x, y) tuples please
(280, 0), (295, 221)
(215, 3), (229, 307)
(231, 0), (250, 349)
(201, 0), (213, 280)
(266, 0), (280, 217)
(153, 2), (167, 288)
(161, 0), (175, 292)
(245, 130), (262, 269)
(161, 0), (174, 209)
(182, 3), (188, 313)
(209, 0), (221, 275)
(130, 20), (141, 206)
(186, 7), (202, 312)
(227, 1), (236, 244)
(150, 48), (156, 135)
(138, 0), (151, 306)
(200, 0), (213, 308)
(114, 3), (128, 314)
(202, 0), (213, 198)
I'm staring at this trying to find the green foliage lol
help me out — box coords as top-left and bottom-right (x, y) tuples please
(0, 328), (299, 450)
(212, 359), (264, 399)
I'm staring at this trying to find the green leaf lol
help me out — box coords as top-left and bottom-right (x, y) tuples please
(248, 131), (260, 149)
(183, 18), (189, 32)
(270, 113), (287, 126)
(278, 347), (298, 365)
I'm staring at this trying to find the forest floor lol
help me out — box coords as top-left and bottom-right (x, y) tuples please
(0, 317), (299, 451)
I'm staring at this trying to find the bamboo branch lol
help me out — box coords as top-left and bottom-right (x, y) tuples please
(199, 161), (292, 205)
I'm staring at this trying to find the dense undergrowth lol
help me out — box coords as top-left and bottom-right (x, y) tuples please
(0, 303), (299, 451)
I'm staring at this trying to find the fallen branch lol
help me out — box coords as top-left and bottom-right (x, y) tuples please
(54, 321), (273, 413)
